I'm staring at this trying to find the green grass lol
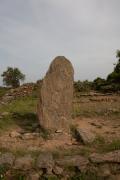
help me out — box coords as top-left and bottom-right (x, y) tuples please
(70, 171), (103, 180)
(0, 96), (38, 131)
(0, 164), (9, 180)
(91, 136), (120, 153)
(0, 96), (37, 114)
(102, 139), (120, 152)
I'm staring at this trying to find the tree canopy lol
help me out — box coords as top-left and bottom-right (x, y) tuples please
(1, 67), (25, 88)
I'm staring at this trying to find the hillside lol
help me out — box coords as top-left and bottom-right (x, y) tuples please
(0, 86), (119, 179)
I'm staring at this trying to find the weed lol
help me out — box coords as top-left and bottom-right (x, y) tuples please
(70, 170), (102, 180)
(102, 139), (120, 152)
(93, 136), (105, 146)
(42, 175), (59, 180)
(0, 165), (9, 180)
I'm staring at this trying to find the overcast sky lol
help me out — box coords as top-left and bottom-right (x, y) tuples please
(0, 0), (120, 85)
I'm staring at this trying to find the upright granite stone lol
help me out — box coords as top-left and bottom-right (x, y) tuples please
(37, 56), (74, 131)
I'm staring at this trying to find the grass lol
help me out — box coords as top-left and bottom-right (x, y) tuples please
(10, 170), (27, 180)
(0, 91), (119, 131)
(102, 139), (120, 152)
(42, 175), (59, 180)
(73, 96), (120, 120)
(91, 136), (120, 153)
(70, 171), (103, 180)
(52, 146), (91, 159)
(0, 96), (38, 131)
(0, 91), (119, 153)
(0, 96), (37, 114)
(0, 164), (9, 180)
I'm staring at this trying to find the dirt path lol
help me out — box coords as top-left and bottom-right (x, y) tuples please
(0, 117), (120, 153)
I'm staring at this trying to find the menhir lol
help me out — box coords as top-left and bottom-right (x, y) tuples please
(37, 56), (74, 132)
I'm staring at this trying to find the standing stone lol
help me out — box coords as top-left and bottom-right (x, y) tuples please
(37, 56), (74, 131)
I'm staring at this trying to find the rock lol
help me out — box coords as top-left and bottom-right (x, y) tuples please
(53, 166), (63, 175)
(0, 153), (15, 166)
(55, 130), (63, 133)
(98, 164), (111, 178)
(37, 56), (74, 132)
(9, 131), (21, 138)
(22, 133), (40, 140)
(75, 128), (96, 144)
(56, 155), (89, 172)
(36, 153), (54, 174)
(90, 150), (120, 163)
(14, 155), (34, 170)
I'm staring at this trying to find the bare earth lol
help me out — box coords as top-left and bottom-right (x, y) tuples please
(0, 93), (120, 154)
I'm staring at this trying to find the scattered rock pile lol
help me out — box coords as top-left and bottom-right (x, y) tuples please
(0, 150), (120, 179)
(0, 83), (35, 105)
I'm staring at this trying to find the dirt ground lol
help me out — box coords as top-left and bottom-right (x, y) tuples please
(0, 93), (120, 154)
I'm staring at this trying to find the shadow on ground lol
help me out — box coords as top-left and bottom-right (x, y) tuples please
(12, 112), (39, 132)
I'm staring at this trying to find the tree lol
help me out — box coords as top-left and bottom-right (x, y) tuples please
(1, 67), (25, 88)
(74, 80), (92, 92)
(115, 50), (120, 73)
(107, 50), (120, 84)
(93, 77), (106, 91)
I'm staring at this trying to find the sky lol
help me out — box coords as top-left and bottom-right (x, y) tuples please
(0, 0), (120, 85)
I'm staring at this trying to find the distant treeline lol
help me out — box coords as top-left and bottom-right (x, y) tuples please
(1, 50), (120, 93)
(74, 50), (120, 93)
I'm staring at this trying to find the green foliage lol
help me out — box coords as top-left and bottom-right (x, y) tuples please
(106, 51), (120, 91)
(92, 50), (120, 92)
(0, 96), (37, 131)
(1, 67), (25, 88)
(39, 127), (51, 140)
(74, 80), (92, 93)
(93, 77), (106, 91)
(0, 165), (9, 180)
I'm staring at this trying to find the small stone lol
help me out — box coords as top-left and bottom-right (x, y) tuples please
(53, 166), (63, 175)
(9, 131), (21, 138)
(0, 153), (15, 166)
(56, 155), (89, 172)
(76, 128), (96, 144)
(90, 150), (120, 163)
(14, 155), (34, 170)
(22, 133), (35, 140)
(36, 153), (54, 174)
(99, 164), (111, 177)
(55, 130), (63, 133)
